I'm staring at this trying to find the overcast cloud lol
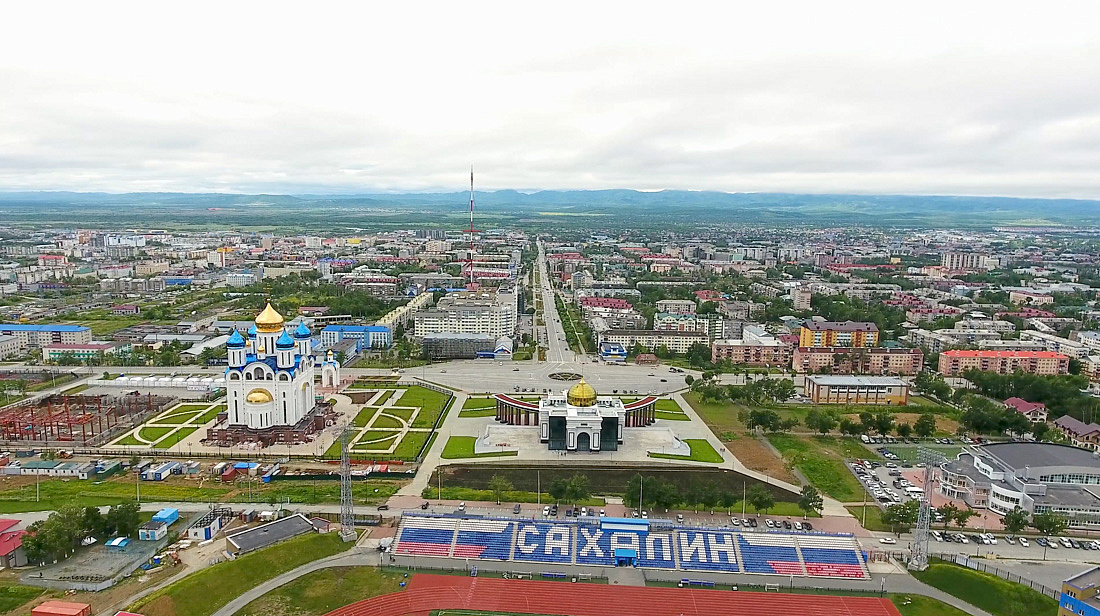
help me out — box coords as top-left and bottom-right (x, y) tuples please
(2, 1), (1100, 198)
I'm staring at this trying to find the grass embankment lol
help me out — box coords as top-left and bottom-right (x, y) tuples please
(891, 594), (972, 616)
(910, 560), (1057, 616)
(0, 474), (402, 513)
(845, 505), (897, 532)
(0, 582), (49, 613)
(422, 486), (605, 506)
(441, 436), (518, 459)
(768, 434), (868, 501)
(232, 566), (403, 616)
(131, 532), (350, 616)
(648, 439), (723, 464)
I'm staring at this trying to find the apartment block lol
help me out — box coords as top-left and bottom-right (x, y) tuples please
(792, 347), (923, 375)
(799, 321), (879, 347)
(938, 350), (1070, 376)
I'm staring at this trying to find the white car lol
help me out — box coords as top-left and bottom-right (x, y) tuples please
(1018, 537), (1030, 548)
(956, 535), (969, 544)
(543, 506), (550, 516)
(879, 537), (898, 545)
(641, 511), (649, 519)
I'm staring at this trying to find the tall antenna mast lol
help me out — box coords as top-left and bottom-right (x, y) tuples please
(463, 166), (480, 286)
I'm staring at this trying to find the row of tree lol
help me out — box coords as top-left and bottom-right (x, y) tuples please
(22, 502), (142, 564)
(620, 474), (823, 516)
(879, 500), (1068, 538)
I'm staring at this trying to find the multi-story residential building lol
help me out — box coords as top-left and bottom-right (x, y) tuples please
(413, 289), (517, 339)
(905, 307), (963, 323)
(653, 312), (700, 332)
(1019, 331), (1091, 359)
(1059, 567), (1100, 616)
(938, 350), (1070, 376)
(655, 299), (695, 315)
(804, 375), (909, 405)
(99, 277), (167, 293)
(226, 272), (257, 287)
(791, 287), (812, 311)
(799, 321), (879, 347)
(0, 335), (20, 359)
(1076, 331), (1100, 352)
(0, 324), (92, 348)
(955, 319), (1015, 333)
(976, 339), (1047, 352)
(134, 260), (170, 276)
(718, 300), (764, 320)
(792, 347), (923, 375)
(1009, 290), (1055, 305)
(940, 252), (989, 270)
(320, 325), (392, 350)
(598, 329), (708, 354)
(711, 326), (792, 367)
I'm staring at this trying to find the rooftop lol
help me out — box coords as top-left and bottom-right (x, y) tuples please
(941, 350), (1069, 359)
(982, 442), (1100, 471)
(225, 513), (315, 553)
(0, 323), (90, 332)
(1065, 566), (1100, 592)
(806, 375), (907, 386)
(801, 321), (879, 332)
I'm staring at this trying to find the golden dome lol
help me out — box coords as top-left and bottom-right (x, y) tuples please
(246, 388), (273, 404)
(255, 302), (285, 333)
(567, 378), (597, 407)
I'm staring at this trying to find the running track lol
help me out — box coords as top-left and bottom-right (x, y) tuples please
(323, 574), (903, 616)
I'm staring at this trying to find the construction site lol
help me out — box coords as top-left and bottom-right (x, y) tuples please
(0, 392), (176, 446)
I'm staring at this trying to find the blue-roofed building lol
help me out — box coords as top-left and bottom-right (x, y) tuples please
(0, 323), (92, 348)
(320, 325), (391, 350)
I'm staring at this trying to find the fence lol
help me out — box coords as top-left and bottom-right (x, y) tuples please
(937, 553), (1060, 599)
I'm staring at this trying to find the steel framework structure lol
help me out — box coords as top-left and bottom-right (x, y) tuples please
(338, 425), (356, 542)
(910, 447), (948, 571)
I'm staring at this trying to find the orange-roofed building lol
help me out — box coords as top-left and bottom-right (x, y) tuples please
(938, 350), (1070, 376)
(32, 601), (91, 616)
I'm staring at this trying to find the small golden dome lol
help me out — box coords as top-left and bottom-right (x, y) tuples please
(246, 388), (273, 404)
(255, 302), (285, 333)
(567, 378), (597, 407)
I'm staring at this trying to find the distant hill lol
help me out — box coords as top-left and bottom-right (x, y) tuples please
(0, 189), (1096, 228)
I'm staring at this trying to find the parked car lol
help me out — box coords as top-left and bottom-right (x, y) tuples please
(513, 503), (522, 514)
(1018, 537), (1030, 547)
(879, 537), (897, 545)
(802, 522), (813, 531)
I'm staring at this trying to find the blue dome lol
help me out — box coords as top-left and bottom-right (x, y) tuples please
(294, 321), (311, 339)
(226, 330), (245, 348)
(247, 324), (257, 337)
(276, 331), (295, 349)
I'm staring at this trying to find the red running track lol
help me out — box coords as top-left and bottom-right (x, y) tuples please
(323, 573), (903, 616)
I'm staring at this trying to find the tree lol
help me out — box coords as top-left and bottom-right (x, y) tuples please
(106, 501), (141, 537)
(1001, 506), (1029, 536)
(914, 414), (936, 438)
(881, 500), (919, 536)
(838, 418), (862, 436)
(895, 423), (912, 439)
(805, 409), (838, 436)
(1032, 422), (1051, 442)
(747, 485), (775, 515)
(1032, 512), (1068, 536)
(488, 475), (512, 505)
(873, 412), (894, 436)
(565, 474), (590, 505)
(81, 506), (107, 539)
(684, 375), (695, 386)
(548, 478), (568, 504)
(797, 485), (823, 517)
(935, 503), (960, 529)
(952, 507), (978, 530)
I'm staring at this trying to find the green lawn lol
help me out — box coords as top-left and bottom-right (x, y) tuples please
(424, 486), (604, 506)
(888, 445), (963, 464)
(655, 399), (683, 412)
(392, 431), (434, 458)
(890, 594), (972, 616)
(374, 389), (394, 405)
(845, 505), (898, 532)
(112, 433), (143, 446)
(459, 408), (497, 418)
(0, 582), (47, 613)
(62, 383), (90, 395)
(910, 561), (1057, 616)
(195, 405), (226, 423)
(462, 397), (497, 410)
(153, 411), (201, 425)
(683, 392), (746, 434)
(138, 426), (175, 442)
(655, 410), (689, 421)
(352, 406), (379, 427)
(232, 566), (404, 616)
(372, 414), (404, 429)
(397, 387), (451, 428)
(131, 532), (351, 616)
(768, 434), (866, 501)
(153, 426), (199, 449)
(360, 430), (400, 442)
(441, 436), (518, 459)
(353, 436), (397, 451)
(171, 403), (214, 413)
(648, 439), (723, 463)
(386, 407), (416, 422)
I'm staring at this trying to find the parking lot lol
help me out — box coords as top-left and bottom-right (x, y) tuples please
(850, 458), (928, 508)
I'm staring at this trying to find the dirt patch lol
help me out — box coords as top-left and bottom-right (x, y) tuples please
(844, 412), (959, 434)
(729, 436), (799, 485)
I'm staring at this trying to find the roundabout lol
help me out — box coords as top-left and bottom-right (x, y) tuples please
(548, 371), (583, 381)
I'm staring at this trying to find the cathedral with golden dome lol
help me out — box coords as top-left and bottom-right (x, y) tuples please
(209, 303), (340, 447)
(537, 379), (628, 452)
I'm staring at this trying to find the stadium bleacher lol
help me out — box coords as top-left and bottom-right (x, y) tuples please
(392, 514), (868, 580)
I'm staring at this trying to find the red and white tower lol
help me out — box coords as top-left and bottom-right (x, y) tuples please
(462, 167), (480, 286)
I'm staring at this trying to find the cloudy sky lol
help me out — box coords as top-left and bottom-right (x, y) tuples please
(3, 1), (1100, 197)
